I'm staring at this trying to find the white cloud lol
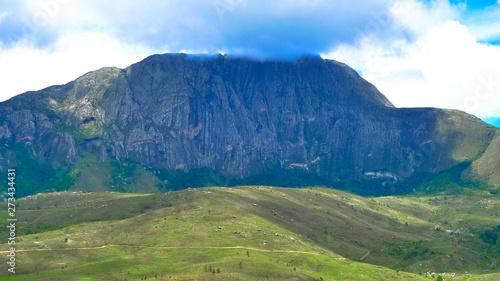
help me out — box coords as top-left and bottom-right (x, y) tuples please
(1, 0), (499, 119)
(324, 0), (500, 118)
(0, 0), (397, 101)
(0, 11), (10, 23)
(0, 31), (153, 101)
(463, 6), (500, 43)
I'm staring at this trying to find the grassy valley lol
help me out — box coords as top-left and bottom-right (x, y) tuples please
(1, 186), (499, 280)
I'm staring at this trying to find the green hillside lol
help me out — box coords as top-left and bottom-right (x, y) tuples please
(1, 186), (499, 280)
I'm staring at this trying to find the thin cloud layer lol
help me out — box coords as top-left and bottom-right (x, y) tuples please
(1, 0), (396, 58)
(0, 0), (398, 100)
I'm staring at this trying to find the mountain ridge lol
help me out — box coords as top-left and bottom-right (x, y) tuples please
(0, 53), (498, 196)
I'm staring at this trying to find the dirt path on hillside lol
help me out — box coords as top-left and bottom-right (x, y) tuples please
(0, 244), (347, 260)
(359, 250), (371, 261)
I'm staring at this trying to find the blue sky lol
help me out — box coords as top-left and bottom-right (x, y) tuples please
(483, 117), (500, 127)
(0, 0), (499, 123)
(449, 0), (498, 10)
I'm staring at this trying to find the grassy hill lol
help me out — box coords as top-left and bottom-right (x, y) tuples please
(1, 186), (499, 280)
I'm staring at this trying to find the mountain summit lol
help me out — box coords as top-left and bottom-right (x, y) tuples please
(0, 53), (498, 196)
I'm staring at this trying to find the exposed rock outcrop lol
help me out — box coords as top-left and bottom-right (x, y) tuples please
(0, 53), (497, 195)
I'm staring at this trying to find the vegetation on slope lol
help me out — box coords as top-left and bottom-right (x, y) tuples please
(0, 186), (499, 280)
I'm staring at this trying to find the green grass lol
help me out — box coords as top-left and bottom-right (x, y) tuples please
(0, 186), (499, 280)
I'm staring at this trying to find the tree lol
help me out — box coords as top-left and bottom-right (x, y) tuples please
(246, 250), (250, 257)
(437, 275), (443, 281)
(239, 261), (243, 269)
(212, 269), (216, 275)
(217, 268), (220, 273)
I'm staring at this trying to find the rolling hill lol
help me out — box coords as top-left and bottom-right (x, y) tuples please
(1, 186), (499, 280)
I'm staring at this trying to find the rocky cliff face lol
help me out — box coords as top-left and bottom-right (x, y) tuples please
(464, 130), (500, 186)
(0, 53), (498, 196)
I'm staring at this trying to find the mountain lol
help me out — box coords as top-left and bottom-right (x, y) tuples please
(464, 130), (500, 186)
(1, 187), (499, 280)
(0, 53), (498, 197)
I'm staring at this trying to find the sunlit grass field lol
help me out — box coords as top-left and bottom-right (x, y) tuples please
(0, 186), (499, 280)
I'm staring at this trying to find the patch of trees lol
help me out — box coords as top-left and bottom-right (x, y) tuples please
(480, 226), (500, 246)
